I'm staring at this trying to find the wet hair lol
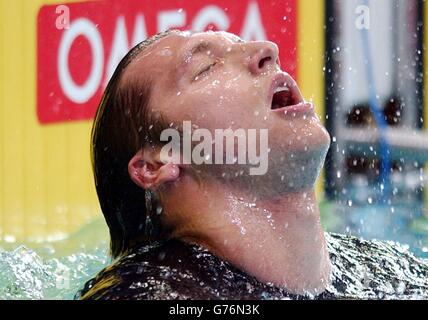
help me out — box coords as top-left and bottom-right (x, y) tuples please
(91, 30), (179, 258)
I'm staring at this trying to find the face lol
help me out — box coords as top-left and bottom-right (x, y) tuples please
(124, 31), (330, 196)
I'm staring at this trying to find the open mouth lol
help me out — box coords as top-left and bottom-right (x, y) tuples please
(269, 73), (308, 112)
(271, 86), (297, 110)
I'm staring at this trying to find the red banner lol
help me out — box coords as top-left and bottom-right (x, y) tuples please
(37, 0), (297, 124)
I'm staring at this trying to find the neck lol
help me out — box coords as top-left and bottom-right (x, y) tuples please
(165, 179), (331, 295)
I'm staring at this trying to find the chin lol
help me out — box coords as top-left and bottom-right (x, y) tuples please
(315, 123), (331, 149)
(300, 114), (331, 146)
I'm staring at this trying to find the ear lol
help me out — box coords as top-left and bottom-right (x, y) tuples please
(128, 149), (180, 189)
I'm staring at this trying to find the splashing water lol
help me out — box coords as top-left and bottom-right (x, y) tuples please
(0, 244), (109, 300)
(0, 218), (110, 300)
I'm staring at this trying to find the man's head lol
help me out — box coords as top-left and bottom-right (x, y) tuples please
(91, 30), (330, 258)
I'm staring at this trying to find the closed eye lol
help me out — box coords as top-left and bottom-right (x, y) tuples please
(195, 62), (217, 78)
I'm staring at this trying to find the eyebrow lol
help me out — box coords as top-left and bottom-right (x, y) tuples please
(175, 37), (244, 79)
(175, 41), (214, 76)
(189, 41), (213, 56)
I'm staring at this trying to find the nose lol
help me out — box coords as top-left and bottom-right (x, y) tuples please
(246, 41), (279, 75)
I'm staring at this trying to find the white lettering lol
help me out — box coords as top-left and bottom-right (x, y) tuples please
(58, 18), (104, 103)
(240, 1), (266, 41)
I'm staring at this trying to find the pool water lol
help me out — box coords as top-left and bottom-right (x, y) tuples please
(0, 202), (427, 299)
(0, 219), (110, 300)
(320, 201), (428, 259)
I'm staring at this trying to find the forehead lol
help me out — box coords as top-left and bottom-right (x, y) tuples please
(147, 30), (242, 57)
(121, 31), (243, 86)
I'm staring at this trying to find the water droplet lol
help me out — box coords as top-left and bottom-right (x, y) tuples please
(156, 206), (163, 215)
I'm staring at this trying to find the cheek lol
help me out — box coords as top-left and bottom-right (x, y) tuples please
(175, 86), (259, 127)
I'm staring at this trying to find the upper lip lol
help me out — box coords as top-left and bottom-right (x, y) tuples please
(268, 72), (304, 109)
